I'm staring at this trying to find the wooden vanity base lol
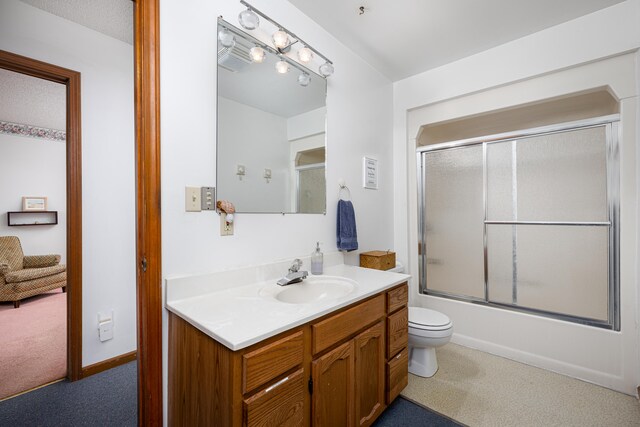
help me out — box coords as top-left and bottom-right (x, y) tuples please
(169, 282), (408, 427)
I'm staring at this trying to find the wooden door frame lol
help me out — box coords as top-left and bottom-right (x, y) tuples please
(134, 0), (163, 425)
(0, 49), (83, 382)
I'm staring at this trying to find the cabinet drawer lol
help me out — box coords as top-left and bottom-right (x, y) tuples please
(386, 348), (408, 404)
(243, 331), (304, 394)
(244, 368), (305, 427)
(312, 294), (385, 355)
(386, 307), (408, 359)
(386, 283), (408, 314)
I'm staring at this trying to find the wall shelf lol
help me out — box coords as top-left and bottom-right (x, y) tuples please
(7, 211), (58, 226)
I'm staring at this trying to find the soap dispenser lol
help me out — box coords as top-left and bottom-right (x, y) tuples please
(311, 241), (323, 275)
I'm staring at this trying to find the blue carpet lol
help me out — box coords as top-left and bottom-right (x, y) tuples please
(0, 361), (459, 427)
(373, 396), (463, 427)
(0, 361), (137, 426)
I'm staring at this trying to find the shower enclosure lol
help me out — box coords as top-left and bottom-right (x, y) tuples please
(418, 117), (619, 330)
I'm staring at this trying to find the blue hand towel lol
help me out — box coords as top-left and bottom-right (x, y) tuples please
(337, 199), (358, 251)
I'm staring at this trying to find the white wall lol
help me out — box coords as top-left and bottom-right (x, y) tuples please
(0, 0), (136, 366)
(217, 96), (290, 212)
(287, 106), (326, 141)
(161, 0), (393, 421)
(393, 0), (640, 395)
(0, 134), (66, 263)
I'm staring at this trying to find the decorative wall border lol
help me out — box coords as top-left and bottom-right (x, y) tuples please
(0, 120), (66, 141)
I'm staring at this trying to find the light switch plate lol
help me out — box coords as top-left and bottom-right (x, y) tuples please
(201, 187), (215, 211)
(185, 187), (201, 212)
(97, 310), (114, 342)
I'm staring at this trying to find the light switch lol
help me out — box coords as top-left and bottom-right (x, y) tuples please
(97, 310), (114, 342)
(201, 187), (215, 211)
(185, 187), (201, 212)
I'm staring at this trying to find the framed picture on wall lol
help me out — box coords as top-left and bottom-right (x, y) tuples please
(22, 196), (47, 211)
(363, 157), (378, 189)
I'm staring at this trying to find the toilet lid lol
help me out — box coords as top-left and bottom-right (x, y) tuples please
(408, 307), (451, 328)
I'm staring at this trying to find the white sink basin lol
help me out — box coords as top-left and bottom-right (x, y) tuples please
(261, 276), (358, 304)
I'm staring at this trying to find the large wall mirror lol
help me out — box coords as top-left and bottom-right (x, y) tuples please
(216, 19), (327, 214)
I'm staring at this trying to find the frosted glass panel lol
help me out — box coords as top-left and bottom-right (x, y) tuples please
(486, 225), (514, 304)
(487, 141), (515, 221)
(424, 147), (484, 299)
(487, 126), (608, 221)
(298, 167), (326, 213)
(487, 225), (609, 320)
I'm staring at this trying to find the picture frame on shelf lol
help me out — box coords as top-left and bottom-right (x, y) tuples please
(22, 196), (47, 211)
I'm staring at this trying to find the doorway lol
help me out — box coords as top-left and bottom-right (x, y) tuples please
(0, 68), (68, 399)
(0, 50), (83, 393)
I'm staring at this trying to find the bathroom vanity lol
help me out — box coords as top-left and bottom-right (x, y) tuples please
(166, 259), (409, 426)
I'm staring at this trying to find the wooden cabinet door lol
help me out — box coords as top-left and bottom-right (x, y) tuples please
(311, 341), (355, 427)
(354, 321), (385, 427)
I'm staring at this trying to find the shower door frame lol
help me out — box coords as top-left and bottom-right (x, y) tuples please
(417, 114), (620, 330)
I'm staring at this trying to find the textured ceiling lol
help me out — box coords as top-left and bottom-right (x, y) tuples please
(19, 0), (133, 45)
(0, 68), (66, 130)
(287, 0), (625, 81)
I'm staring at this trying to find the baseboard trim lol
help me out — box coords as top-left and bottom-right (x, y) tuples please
(81, 350), (137, 379)
(0, 378), (65, 402)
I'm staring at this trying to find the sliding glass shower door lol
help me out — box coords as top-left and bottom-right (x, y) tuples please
(422, 146), (485, 300)
(419, 119), (619, 329)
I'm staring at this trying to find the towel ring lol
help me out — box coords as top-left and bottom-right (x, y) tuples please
(338, 183), (351, 201)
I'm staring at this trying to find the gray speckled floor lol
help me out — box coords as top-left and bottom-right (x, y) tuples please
(402, 343), (640, 427)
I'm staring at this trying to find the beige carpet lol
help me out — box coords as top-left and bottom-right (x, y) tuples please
(402, 343), (640, 427)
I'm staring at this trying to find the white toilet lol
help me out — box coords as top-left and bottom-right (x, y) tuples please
(408, 307), (453, 377)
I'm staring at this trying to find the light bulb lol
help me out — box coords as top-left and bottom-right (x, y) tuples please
(238, 9), (259, 30)
(249, 46), (266, 63)
(272, 30), (290, 49)
(218, 28), (235, 49)
(319, 61), (334, 77)
(275, 59), (290, 74)
(297, 47), (313, 63)
(298, 72), (311, 87)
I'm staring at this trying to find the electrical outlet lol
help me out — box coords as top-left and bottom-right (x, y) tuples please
(185, 187), (201, 212)
(220, 212), (234, 236)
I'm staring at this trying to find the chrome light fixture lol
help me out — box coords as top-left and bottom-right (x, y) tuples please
(249, 46), (266, 63)
(272, 30), (290, 50)
(275, 59), (290, 74)
(218, 28), (235, 48)
(297, 46), (313, 63)
(238, 8), (259, 30)
(298, 72), (311, 87)
(319, 61), (334, 77)
(228, 2), (335, 79)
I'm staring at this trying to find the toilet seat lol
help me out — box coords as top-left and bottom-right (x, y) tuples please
(408, 307), (452, 331)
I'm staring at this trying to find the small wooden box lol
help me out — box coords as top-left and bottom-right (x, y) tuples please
(360, 250), (396, 271)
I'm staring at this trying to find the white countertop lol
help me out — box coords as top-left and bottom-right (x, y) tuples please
(166, 263), (410, 351)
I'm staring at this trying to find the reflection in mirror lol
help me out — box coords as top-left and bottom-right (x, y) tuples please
(216, 20), (327, 214)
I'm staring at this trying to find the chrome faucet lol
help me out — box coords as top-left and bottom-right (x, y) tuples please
(277, 259), (308, 286)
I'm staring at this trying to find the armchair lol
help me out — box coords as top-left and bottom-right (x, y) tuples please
(0, 236), (66, 308)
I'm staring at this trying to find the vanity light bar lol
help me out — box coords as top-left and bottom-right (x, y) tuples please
(218, 18), (322, 79)
(239, 0), (333, 66)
